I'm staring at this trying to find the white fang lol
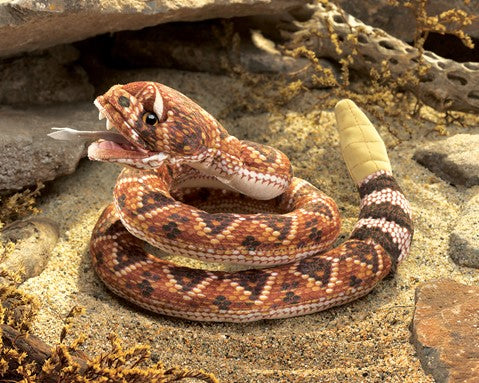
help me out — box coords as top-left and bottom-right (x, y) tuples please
(153, 87), (164, 119)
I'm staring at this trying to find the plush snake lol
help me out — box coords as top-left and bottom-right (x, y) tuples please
(50, 81), (413, 322)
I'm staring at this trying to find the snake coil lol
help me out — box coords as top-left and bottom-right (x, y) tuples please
(87, 82), (413, 322)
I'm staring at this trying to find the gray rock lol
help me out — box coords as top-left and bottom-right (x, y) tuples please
(109, 20), (308, 74)
(0, 218), (59, 286)
(0, 0), (306, 58)
(108, 20), (337, 83)
(0, 103), (97, 193)
(413, 134), (479, 187)
(336, 0), (479, 42)
(411, 280), (479, 383)
(0, 45), (94, 105)
(450, 193), (479, 268)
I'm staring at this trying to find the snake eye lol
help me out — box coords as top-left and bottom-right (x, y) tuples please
(142, 112), (159, 126)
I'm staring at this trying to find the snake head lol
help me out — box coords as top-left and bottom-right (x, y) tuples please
(88, 81), (224, 169)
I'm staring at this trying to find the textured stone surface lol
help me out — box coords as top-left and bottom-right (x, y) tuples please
(413, 134), (479, 187)
(0, 103), (97, 193)
(0, 45), (94, 105)
(411, 280), (479, 383)
(0, 218), (59, 285)
(109, 20), (308, 74)
(337, 0), (479, 42)
(0, 0), (305, 58)
(450, 192), (479, 268)
(106, 20), (338, 83)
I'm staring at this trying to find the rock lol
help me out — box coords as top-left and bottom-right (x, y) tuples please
(336, 0), (479, 42)
(411, 280), (479, 383)
(413, 134), (479, 187)
(110, 20), (306, 74)
(0, 0), (306, 58)
(0, 218), (59, 285)
(449, 193), (479, 268)
(0, 45), (94, 105)
(106, 19), (339, 84)
(0, 103), (98, 193)
(107, 20), (235, 73)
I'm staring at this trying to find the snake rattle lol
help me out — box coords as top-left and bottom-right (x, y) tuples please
(54, 81), (413, 322)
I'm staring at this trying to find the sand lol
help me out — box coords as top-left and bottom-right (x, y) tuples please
(21, 68), (479, 382)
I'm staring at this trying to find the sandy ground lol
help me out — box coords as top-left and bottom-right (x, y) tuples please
(22, 69), (479, 382)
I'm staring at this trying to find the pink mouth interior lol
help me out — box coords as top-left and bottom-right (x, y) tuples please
(97, 140), (132, 150)
(89, 139), (148, 161)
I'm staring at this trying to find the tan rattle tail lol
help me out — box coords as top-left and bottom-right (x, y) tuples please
(335, 99), (392, 185)
(335, 99), (412, 268)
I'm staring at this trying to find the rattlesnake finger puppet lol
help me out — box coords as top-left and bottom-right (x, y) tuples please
(49, 81), (413, 322)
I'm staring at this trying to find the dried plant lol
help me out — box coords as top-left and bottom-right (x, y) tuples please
(0, 279), (218, 383)
(0, 184), (43, 228)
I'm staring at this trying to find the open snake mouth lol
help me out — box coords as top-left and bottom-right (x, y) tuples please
(87, 99), (169, 169)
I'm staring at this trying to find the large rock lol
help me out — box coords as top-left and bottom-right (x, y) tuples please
(449, 193), (479, 268)
(0, 0), (305, 58)
(0, 103), (97, 193)
(413, 134), (479, 187)
(109, 20), (310, 74)
(0, 45), (94, 105)
(411, 280), (479, 383)
(337, 0), (479, 42)
(105, 19), (339, 83)
(0, 218), (59, 286)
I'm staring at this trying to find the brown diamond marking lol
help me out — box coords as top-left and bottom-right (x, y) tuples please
(297, 257), (332, 285)
(229, 270), (268, 301)
(169, 266), (209, 292)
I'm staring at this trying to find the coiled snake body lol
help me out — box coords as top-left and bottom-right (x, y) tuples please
(87, 82), (413, 322)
